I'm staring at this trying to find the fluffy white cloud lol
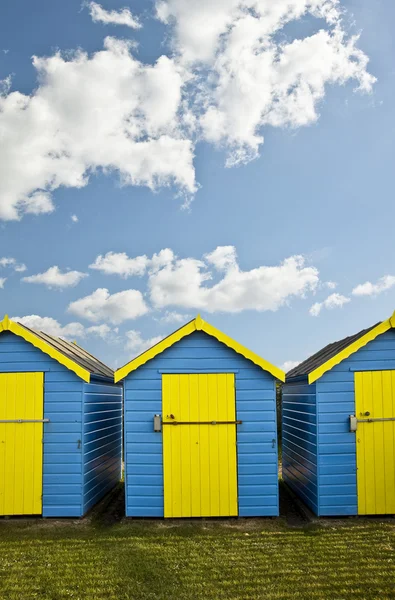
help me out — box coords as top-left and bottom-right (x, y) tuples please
(0, 257), (27, 272)
(88, 2), (141, 29)
(310, 292), (350, 316)
(71, 214), (79, 223)
(281, 360), (301, 373)
(12, 315), (86, 338)
(352, 275), (395, 297)
(68, 287), (149, 324)
(89, 251), (149, 278)
(325, 281), (337, 290)
(0, 37), (196, 220)
(0, 278), (6, 289)
(158, 0), (375, 166)
(148, 247), (319, 312)
(125, 330), (162, 355)
(12, 314), (115, 340)
(22, 266), (88, 289)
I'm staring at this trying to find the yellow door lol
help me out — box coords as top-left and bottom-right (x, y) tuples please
(0, 372), (44, 516)
(162, 373), (238, 518)
(355, 370), (395, 515)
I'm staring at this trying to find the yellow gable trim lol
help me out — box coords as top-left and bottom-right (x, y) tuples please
(308, 317), (394, 384)
(114, 316), (285, 383)
(0, 316), (91, 382)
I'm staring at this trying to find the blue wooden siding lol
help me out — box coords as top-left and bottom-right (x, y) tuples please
(316, 329), (395, 515)
(0, 331), (121, 517)
(124, 330), (278, 517)
(284, 329), (395, 516)
(0, 331), (84, 517)
(282, 381), (318, 514)
(82, 381), (122, 514)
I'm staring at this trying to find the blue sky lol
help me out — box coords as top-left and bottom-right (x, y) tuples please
(0, 0), (394, 370)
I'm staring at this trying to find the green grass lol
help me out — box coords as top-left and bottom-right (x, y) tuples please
(1, 508), (395, 600)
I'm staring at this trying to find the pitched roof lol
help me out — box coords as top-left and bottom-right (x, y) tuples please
(287, 311), (395, 384)
(115, 314), (285, 383)
(0, 316), (113, 382)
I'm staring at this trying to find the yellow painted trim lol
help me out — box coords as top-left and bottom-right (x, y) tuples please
(308, 318), (393, 384)
(0, 316), (91, 382)
(201, 320), (285, 382)
(114, 316), (285, 383)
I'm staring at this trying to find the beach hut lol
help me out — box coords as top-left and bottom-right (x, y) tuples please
(283, 311), (395, 516)
(115, 315), (284, 518)
(0, 315), (122, 517)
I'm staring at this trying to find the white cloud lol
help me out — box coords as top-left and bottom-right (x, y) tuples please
(22, 266), (88, 289)
(205, 246), (237, 271)
(85, 323), (113, 339)
(88, 2), (141, 29)
(158, 0), (375, 166)
(0, 278), (6, 289)
(71, 214), (79, 223)
(0, 37), (196, 221)
(0, 2), (374, 221)
(82, 245), (319, 317)
(89, 251), (149, 278)
(148, 247), (319, 312)
(0, 257), (27, 272)
(281, 360), (301, 373)
(125, 330), (162, 355)
(324, 281), (337, 290)
(12, 315), (86, 338)
(156, 310), (189, 324)
(310, 292), (350, 316)
(68, 287), (149, 324)
(12, 314), (115, 341)
(352, 275), (395, 297)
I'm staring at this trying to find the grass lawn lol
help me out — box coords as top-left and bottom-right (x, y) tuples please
(1, 487), (395, 600)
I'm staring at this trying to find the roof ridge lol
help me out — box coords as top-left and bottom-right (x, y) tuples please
(286, 321), (383, 380)
(9, 320), (113, 379)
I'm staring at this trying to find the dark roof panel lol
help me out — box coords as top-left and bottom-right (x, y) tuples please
(17, 323), (114, 379)
(286, 322), (381, 380)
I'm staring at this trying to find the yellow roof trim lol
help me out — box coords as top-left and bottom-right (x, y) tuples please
(0, 316), (91, 382)
(308, 315), (394, 384)
(114, 315), (285, 383)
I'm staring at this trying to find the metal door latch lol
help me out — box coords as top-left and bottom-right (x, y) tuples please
(0, 419), (50, 423)
(162, 420), (243, 426)
(154, 414), (162, 432)
(350, 414), (395, 431)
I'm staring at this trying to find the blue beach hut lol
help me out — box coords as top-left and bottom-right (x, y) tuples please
(0, 315), (122, 517)
(283, 311), (395, 516)
(115, 315), (285, 518)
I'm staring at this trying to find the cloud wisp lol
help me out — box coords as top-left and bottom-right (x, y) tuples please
(310, 292), (350, 316)
(352, 275), (395, 297)
(0, 257), (27, 272)
(88, 2), (141, 29)
(124, 330), (163, 356)
(22, 266), (88, 289)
